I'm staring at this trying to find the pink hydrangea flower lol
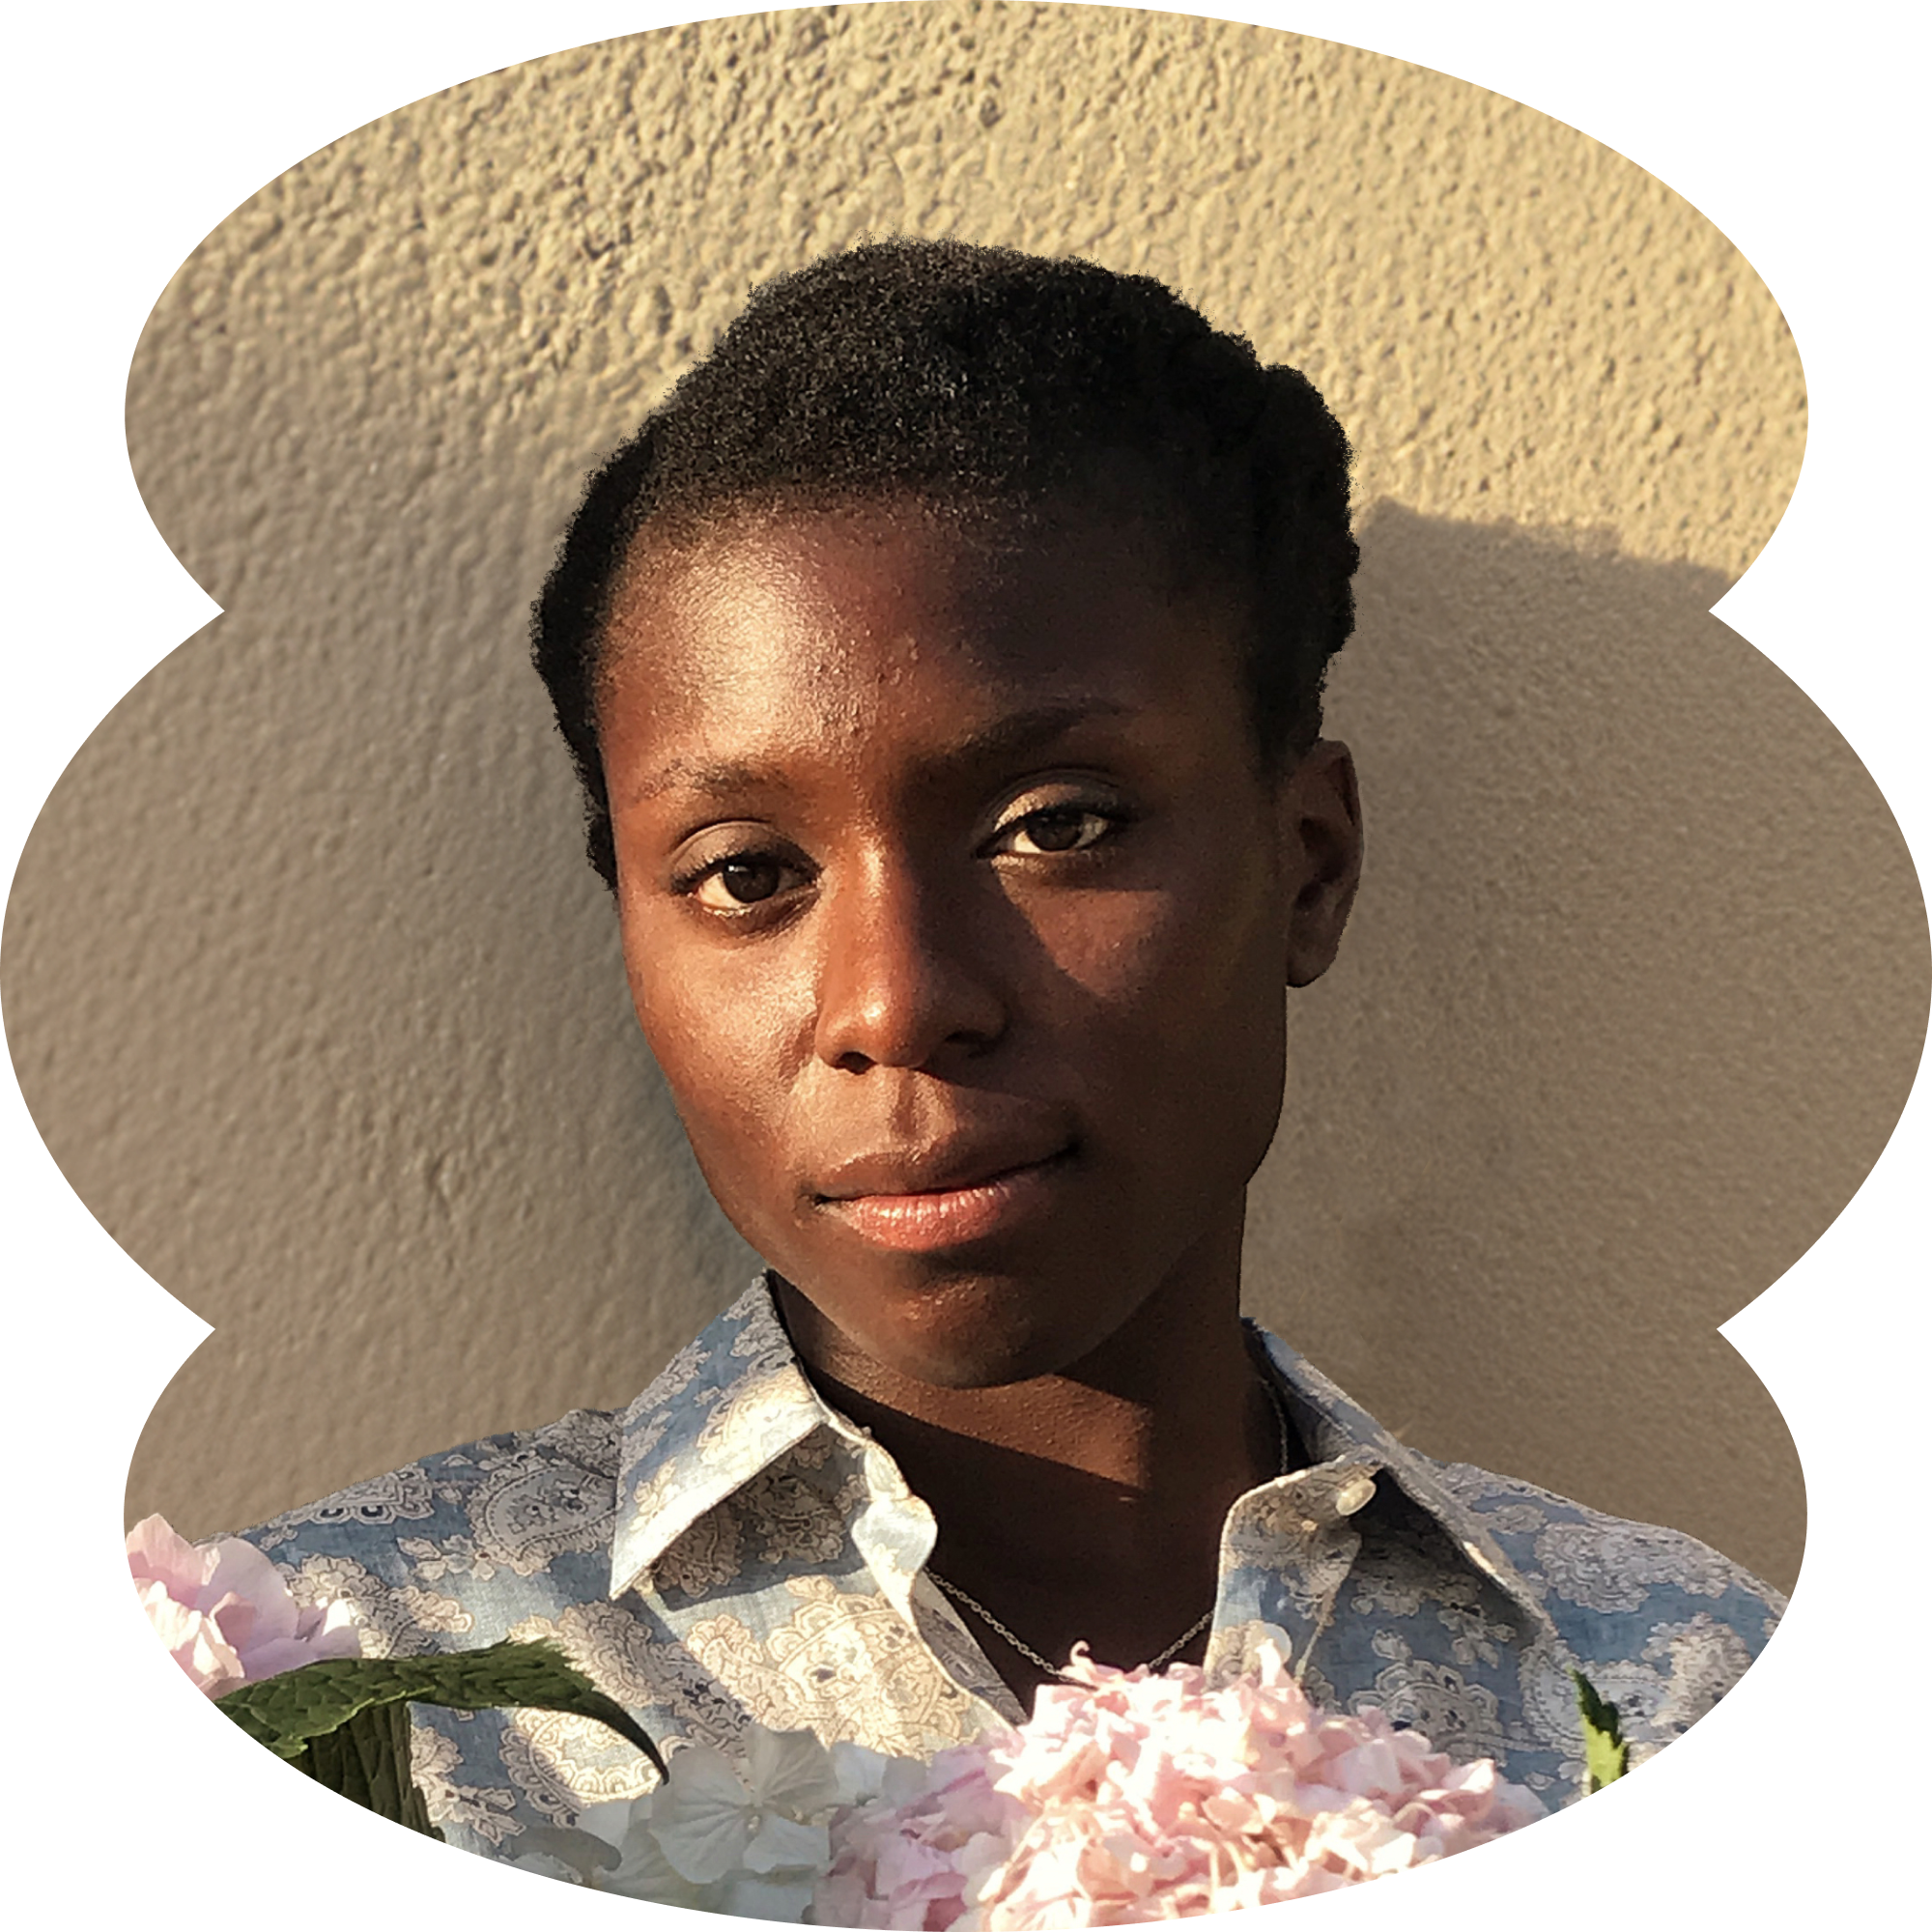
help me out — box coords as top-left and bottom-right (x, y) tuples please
(128, 1513), (360, 1696)
(814, 1642), (1546, 1927)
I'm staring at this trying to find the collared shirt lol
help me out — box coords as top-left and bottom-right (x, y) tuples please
(240, 1275), (1784, 1857)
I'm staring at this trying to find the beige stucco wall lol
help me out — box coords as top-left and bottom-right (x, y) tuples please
(4, 4), (1923, 1595)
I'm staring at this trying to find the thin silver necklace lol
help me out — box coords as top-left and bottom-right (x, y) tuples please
(925, 1372), (1293, 1680)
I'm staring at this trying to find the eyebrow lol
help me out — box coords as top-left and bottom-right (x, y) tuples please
(620, 699), (1138, 807)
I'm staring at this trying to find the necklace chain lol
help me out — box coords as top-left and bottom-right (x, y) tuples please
(924, 1370), (1293, 1681)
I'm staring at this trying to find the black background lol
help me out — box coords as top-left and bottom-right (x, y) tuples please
(18, 11), (1901, 1917)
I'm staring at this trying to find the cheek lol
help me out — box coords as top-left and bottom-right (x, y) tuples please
(1037, 857), (1282, 1050)
(640, 1010), (802, 1245)
(621, 912), (803, 1181)
(638, 981), (781, 1121)
(1033, 865), (1288, 1160)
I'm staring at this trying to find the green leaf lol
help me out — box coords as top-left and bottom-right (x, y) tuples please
(214, 1636), (668, 1835)
(1572, 1667), (1629, 1792)
(298, 1696), (441, 1835)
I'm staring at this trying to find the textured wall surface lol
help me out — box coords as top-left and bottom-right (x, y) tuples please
(5, 4), (1923, 1594)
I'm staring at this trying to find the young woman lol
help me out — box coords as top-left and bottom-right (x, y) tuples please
(239, 240), (1782, 1859)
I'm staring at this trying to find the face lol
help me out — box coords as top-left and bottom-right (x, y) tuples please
(597, 498), (1360, 1390)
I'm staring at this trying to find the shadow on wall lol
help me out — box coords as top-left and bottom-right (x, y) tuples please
(1249, 502), (1928, 1597)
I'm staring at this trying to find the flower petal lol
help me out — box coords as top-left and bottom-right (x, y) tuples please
(648, 1745), (756, 1883)
(744, 1725), (843, 1818)
(601, 1818), (723, 1909)
(743, 1811), (831, 1875)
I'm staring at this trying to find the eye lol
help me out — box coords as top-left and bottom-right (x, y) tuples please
(993, 803), (1122, 858)
(680, 851), (808, 913)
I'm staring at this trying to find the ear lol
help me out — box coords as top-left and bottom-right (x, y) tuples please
(1274, 739), (1363, 988)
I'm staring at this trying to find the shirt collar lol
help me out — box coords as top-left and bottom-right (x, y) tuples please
(1246, 1321), (1556, 1634)
(610, 1276), (836, 1600)
(611, 1273), (1551, 1636)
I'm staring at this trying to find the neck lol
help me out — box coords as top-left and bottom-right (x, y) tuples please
(771, 1211), (1296, 1696)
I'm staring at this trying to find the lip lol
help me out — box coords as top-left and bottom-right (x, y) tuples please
(814, 1137), (1076, 1253)
(817, 1129), (1073, 1201)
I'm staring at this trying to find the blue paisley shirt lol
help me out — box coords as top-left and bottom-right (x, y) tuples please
(239, 1275), (1783, 1856)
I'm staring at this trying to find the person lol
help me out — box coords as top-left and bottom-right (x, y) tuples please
(234, 239), (1783, 1859)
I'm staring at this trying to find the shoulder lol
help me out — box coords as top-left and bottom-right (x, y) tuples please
(1409, 1449), (1787, 1757)
(233, 1406), (624, 1658)
(1414, 1450), (1788, 1622)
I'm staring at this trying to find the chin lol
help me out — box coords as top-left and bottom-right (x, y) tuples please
(818, 1256), (1149, 1392)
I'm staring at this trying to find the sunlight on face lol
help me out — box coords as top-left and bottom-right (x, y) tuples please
(596, 498), (1354, 1390)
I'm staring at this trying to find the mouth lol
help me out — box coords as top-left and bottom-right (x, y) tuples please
(812, 1142), (1077, 1254)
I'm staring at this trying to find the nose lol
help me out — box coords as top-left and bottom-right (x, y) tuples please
(811, 853), (1008, 1073)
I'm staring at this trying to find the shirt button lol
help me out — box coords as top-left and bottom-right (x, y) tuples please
(1333, 1473), (1377, 1517)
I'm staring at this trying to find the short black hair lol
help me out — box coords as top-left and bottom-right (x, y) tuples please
(530, 238), (1357, 889)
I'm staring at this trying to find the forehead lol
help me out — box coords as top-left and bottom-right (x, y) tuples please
(595, 499), (1249, 788)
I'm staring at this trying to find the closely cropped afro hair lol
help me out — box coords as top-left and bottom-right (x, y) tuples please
(531, 238), (1357, 889)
